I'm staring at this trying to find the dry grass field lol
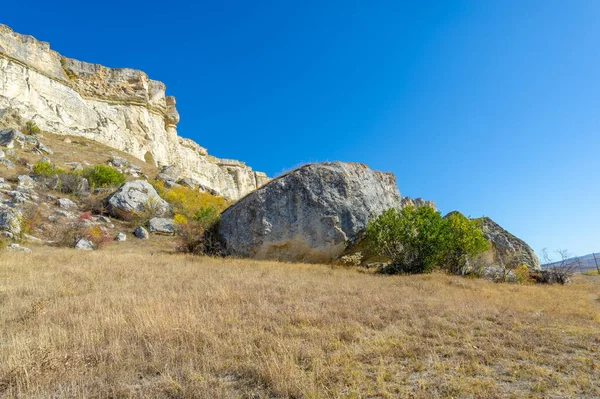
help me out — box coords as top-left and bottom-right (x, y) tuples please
(1, 245), (599, 398)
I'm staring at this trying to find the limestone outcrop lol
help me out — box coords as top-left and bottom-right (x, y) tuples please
(0, 24), (267, 199)
(479, 216), (541, 270)
(218, 162), (403, 263)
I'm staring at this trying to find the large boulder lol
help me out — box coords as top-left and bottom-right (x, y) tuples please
(105, 180), (171, 218)
(479, 216), (540, 270)
(218, 162), (403, 263)
(0, 129), (24, 148)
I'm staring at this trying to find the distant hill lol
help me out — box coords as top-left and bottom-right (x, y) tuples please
(543, 253), (600, 272)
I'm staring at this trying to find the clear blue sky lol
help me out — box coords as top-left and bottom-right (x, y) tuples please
(3, 1), (599, 258)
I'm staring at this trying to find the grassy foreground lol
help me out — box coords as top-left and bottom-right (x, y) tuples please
(0, 247), (599, 398)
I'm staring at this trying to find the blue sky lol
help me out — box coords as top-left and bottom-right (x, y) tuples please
(2, 1), (599, 258)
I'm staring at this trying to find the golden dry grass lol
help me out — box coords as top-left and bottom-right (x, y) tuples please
(1, 246), (599, 398)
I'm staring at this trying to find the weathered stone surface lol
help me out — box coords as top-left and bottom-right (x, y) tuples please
(401, 197), (437, 210)
(57, 198), (76, 209)
(0, 129), (24, 148)
(105, 180), (171, 218)
(134, 226), (149, 239)
(479, 217), (540, 270)
(115, 232), (127, 241)
(148, 217), (176, 235)
(17, 175), (34, 189)
(218, 162), (403, 263)
(7, 243), (31, 253)
(0, 206), (21, 236)
(0, 24), (268, 199)
(75, 237), (94, 250)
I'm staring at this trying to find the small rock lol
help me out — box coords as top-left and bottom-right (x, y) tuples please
(109, 157), (128, 168)
(55, 209), (76, 219)
(17, 175), (34, 189)
(0, 148), (4, 158)
(96, 215), (111, 223)
(134, 226), (149, 239)
(7, 243), (32, 253)
(37, 142), (53, 155)
(0, 158), (14, 168)
(57, 198), (76, 209)
(148, 217), (176, 235)
(115, 232), (127, 241)
(64, 138), (72, 143)
(75, 238), (94, 250)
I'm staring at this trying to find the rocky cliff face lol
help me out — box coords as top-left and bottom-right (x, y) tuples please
(0, 24), (268, 199)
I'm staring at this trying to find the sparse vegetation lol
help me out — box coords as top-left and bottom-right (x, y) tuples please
(82, 164), (126, 189)
(0, 247), (598, 398)
(32, 160), (65, 176)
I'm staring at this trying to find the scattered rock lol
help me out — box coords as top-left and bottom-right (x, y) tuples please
(55, 209), (76, 219)
(0, 129), (24, 148)
(36, 142), (53, 155)
(105, 180), (171, 219)
(7, 243), (32, 253)
(115, 232), (127, 241)
(134, 226), (149, 239)
(109, 157), (128, 168)
(0, 158), (14, 168)
(96, 215), (111, 223)
(0, 206), (22, 236)
(64, 137), (72, 144)
(57, 198), (76, 209)
(0, 148), (4, 158)
(17, 175), (34, 189)
(148, 218), (176, 235)
(75, 238), (94, 250)
(218, 162), (403, 263)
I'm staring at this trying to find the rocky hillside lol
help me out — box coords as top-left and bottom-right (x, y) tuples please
(0, 24), (268, 200)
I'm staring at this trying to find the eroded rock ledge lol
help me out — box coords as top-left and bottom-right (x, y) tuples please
(0, 24), (268, 199)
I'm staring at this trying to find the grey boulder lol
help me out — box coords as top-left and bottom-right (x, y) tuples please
(57, 198), (76, 209)
(75, 238), (94, 250)
(0, 206), (22, 236)
(115, 232), (127, 241)
(218, 162), (403, 263)
(134, 226), (149, 239)
(480, 217), (541, 270)
(148, 217), (176, 235)
(0, 129), (24, 148)
(105, 180), (171, 218)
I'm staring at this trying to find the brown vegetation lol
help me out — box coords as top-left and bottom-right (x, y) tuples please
(0, 246), (599, 398)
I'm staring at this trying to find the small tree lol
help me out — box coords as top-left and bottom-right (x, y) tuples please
(441, 213), (489, 275)
(365, 206), (446, 274)
(365, 207), (489, 275)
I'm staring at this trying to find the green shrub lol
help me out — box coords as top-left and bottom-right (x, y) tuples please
(441, 212), (490, 275)
(365, 206), (489, 275)
(83, 165), (126, 189)
(33, 160), (65, 176)
(24, 120), (41, 135)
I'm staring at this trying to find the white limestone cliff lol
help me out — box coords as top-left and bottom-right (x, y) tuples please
(0, 24), (268, 199)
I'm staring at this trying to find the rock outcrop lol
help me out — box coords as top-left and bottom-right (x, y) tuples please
(218, 162), (403, 263)
(0, 24), (268, 199)
(479, 216), (541, 270)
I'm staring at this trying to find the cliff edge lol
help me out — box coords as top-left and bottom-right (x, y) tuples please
(0, 24), (268, 199)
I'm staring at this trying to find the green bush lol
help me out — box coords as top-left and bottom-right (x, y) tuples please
(32, 161), (65, 176)
(24, 120), (41, 135)
(83, 165), (126, 189)
(365, 206), (489, 275)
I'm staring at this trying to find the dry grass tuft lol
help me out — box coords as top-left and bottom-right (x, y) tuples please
(1, 247), (599, 398)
